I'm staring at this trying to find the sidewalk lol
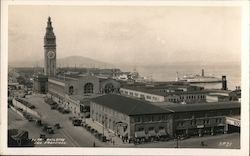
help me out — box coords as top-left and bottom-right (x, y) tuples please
(85, 118), (134, 147)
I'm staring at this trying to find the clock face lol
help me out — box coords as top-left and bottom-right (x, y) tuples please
(47, 51), (55, 59)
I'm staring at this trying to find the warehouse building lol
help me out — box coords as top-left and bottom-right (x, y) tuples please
(90, 94), (173, 142)
(120, 86), (207, 104)
(158, 101), (240, 137)
(90, 94), (240, 142)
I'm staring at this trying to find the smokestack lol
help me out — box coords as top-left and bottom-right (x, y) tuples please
(176, 72), (179, 81)
(201, 69), (204, 77)
(222, 76), (227, 90)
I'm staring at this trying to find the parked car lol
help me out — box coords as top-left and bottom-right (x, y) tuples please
(42, 124), (49, 132)
(72, 119), (82, 126)
(43, 125), (54, 134)
(99, 135), (106, 142)
(27, 116), (33, 122)
(68, 116), (76, 120)
(90, 128), (95, 134)
(36, 119), (42, 126)
(57, 107), (64, 112)
(51, 104), (58, 110)
(63, 109), (70, 114)
(40, 133), (46, 141)
(46, 126), (54, 134)
(86, 126), (91, 131)
(54, 123), (61, 129)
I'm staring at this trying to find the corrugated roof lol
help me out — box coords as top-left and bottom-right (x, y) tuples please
(159, 101), (240, 113)
(91, 94), (172, 116)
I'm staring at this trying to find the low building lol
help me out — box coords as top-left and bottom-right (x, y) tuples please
(120, 86), (207, 104)
(90, 94), (173, 141)
(90, 94), (240, 142)
(159, 101), (240, 137)
(120, 87), (165, 102)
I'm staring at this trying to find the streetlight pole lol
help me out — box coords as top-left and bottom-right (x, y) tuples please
(102, 120), (105, 136)
(176, 138), (178, 148)
(176, 136), (180, 148)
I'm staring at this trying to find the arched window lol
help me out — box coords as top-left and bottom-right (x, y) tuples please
(84, 83), (94, 94)
(69, 86), (74, 95)
(104, 83), (115, 93)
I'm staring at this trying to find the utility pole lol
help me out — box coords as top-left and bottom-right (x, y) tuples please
(176, 136), (180, 148)
(102, 120), (105, 136)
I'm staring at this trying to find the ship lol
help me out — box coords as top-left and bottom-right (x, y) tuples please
(115, 68), (153, 83)
(176, 69), (222, 83)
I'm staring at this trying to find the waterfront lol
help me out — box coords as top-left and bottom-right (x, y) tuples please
(5, 5), (243, 154)
(8, 94), (240, 148)
(124, 63), (241, 90)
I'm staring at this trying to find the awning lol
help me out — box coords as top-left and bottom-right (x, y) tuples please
(135, 131), (146, 138)
(148, 130), (157, 137)
(157, 129), (167, 136)
(116, 121), (128, 127)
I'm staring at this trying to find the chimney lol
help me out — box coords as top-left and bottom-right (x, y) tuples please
(222, 76), (227, 90)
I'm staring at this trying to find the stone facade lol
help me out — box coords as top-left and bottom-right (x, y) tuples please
(33, 75), (48, 94)
(48, 76), (120, 117)
(44, 17), (56, 77)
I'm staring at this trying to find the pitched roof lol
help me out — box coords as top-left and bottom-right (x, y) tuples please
(91, 94), (172, 116)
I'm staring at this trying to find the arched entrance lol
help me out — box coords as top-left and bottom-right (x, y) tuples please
(69, 86), (74, 95)
(84, 83), (94, 94)
(104, 83), (115, 93)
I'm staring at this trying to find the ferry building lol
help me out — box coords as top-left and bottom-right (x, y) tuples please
(33, 17), (120, 117)
(34, 17), (241, 142)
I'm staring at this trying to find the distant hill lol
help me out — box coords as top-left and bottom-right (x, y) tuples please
(9, 56), (114, 68)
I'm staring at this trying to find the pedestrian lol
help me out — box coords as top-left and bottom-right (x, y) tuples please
(113, 140), (115, 145)
(93, 141), (96, 147)
(201, 141), (205, 147)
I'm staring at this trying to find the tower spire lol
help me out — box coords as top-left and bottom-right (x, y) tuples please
(47, 16), (52, 28)
(44, 16), (56, 47)
(44, 16), (56, 77)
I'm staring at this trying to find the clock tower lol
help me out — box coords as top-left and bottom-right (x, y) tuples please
(44, 16), (56, 77)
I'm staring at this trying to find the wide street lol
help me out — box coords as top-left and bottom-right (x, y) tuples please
(8, 93), (240, 148)
(135, 133), (240, 149)
(9, 94), (107, 147)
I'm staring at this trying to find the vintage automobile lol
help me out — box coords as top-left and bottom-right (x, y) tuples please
(40, 133), (46, 141)
(54, 123), (61, 129)
(36, 119), (42, 126)
(42, 125), (54, 134)
(72, 119), (82, 126)
(50, 104), (58, 110)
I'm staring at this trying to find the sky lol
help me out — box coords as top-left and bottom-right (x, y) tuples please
(8, 5), (241, 67)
